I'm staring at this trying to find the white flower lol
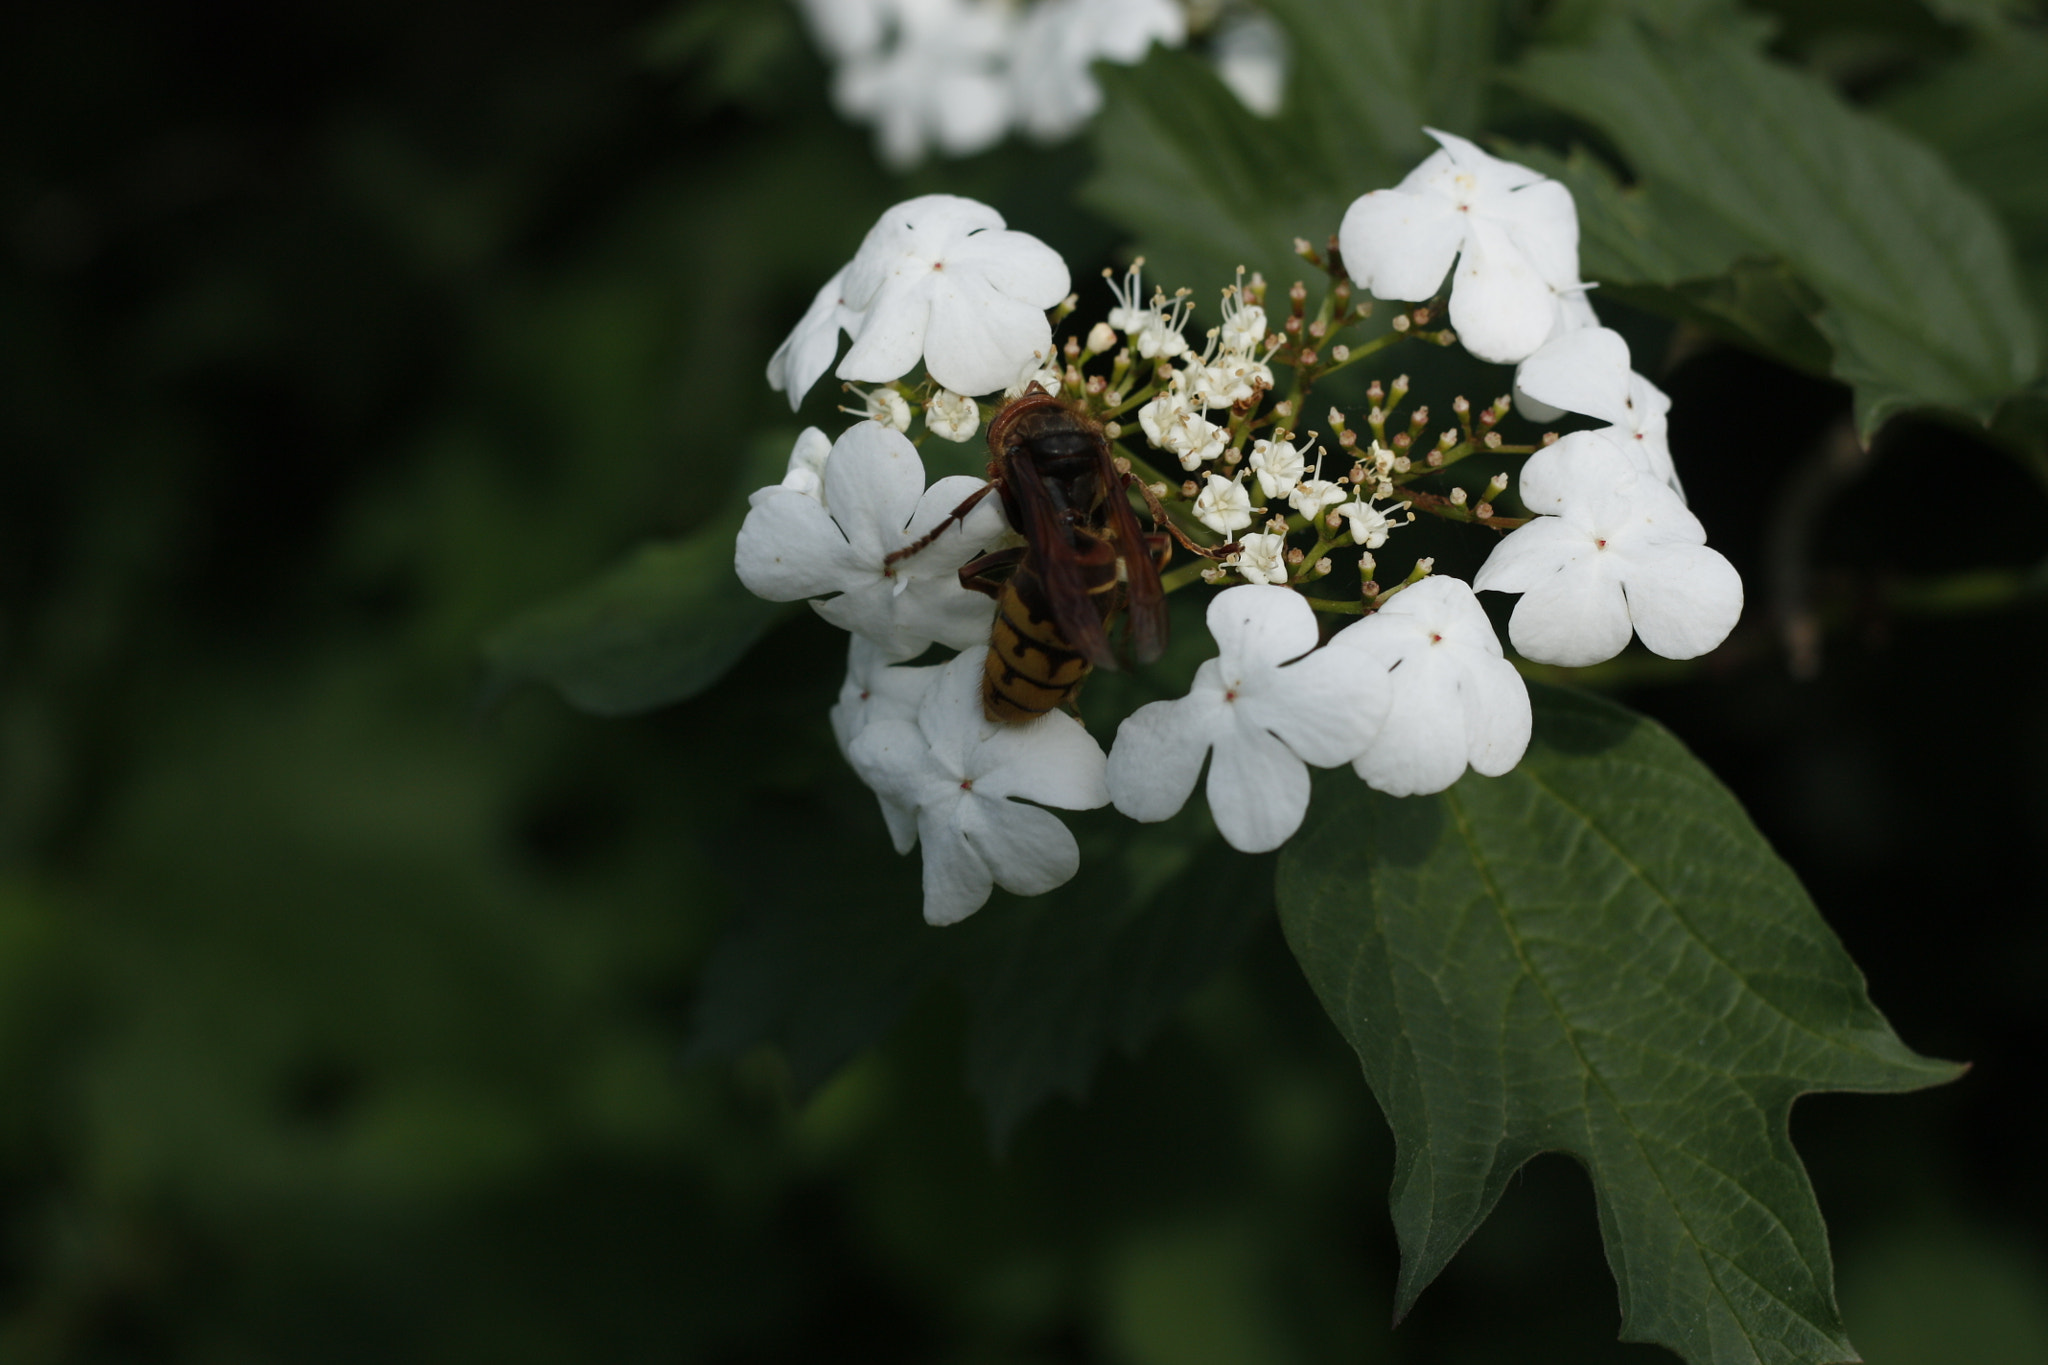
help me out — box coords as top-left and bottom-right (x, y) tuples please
(1329, 575), (1531, 796)
(734, 420), (1007, 659)
(850, 384), (913, 432)
(1512, 284), (1600, 424)
(748, 427), (834, 508)
(830, 635), (942, 853)
(766, 267), (863, 411)
(1474, 431), (1741, 666)
(849, 651), (1109, 925)
(1212, 8), (1289, 117)
(1335, 494), (1408, 549)
(1248, 436), (1304, 500)
(830, 0), (1016, 170)
(1287, 475), (1348, 518)
(794, 0), (889, 62)
(1514, 325), (1682, 497)
(1337, 128), (1583, 364)
(1193, 473), (1253, 535)
(1107, 586), (1386, 853)
(1232, 532), (1289, 584)
(1005, 363), (1064, 400)
(1202, 351), (1270, 407)
(1145, 393), (1226, 470)
(925, 388), (981, 442)
(1103, 259), (1151, 332)
(1132, 293), (1192, 360)
(1138, 388), (1189, 449)
(1010, 0), (1186, 142)
(837, 194), (1070, 397)
(1218, 278), (1268, 353)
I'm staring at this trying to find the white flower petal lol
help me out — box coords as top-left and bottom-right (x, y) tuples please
(975, 710), (1109, 810)
(1456, 649), (1532, 777)
(1494, 177), (1580, 290)
(1619, 543), (1744, 660)
(766, 268), (860, 410)
(1246, 647), (1386, 768)
(1336, 186), (1465, 302)
(836, 282), (934, 386)
(733, 488), (864, 600)
(1346, 647), (1470, 797)
(1516, 428), (1643, 517)
(1206, 723), (1311, 853)
(819, 422), (930, 556)
(1106, 681), (1223, 824)
(1473, 515), (1597, 596)
(1208, 583), (1319, 668)
(1515, 326), (1635, 428)
(922, 271), (1058, 396)
(958, 796), (1081, 899)
(1447, 216), (1559, 364)
(1509, 561), (1634, 667)
(917, 804), (998, 925)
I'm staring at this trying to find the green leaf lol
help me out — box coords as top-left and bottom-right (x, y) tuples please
(480, 432), (793, 716)
(1260, 0), (1492, 179)
(1277, 684), (1960, 1365)
(687, 802), (1270, 1143)
(1505, 20), (2041, 439)
(1082, 51), (1337, 292)
(1083, 0), (1498, 292)
(481, 531), (789, 716)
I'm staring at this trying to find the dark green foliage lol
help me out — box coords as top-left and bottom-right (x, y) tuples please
(4, 0), (2047, 1361)
(1278, 687), (1959, 1364)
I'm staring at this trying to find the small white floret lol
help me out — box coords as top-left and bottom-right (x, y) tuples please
(1193, 473), (1254, 535)
(1232, 532), (1290, 585)
(1248, 437), (1305, 500)
(925, 388), (981, 442)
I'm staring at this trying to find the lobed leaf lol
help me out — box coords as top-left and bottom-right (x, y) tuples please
(480, 432), (793, 716)
(1504, 19), (2041, 440)
(1277, 684), (1959, 1365)
(480, 530), (788, 717)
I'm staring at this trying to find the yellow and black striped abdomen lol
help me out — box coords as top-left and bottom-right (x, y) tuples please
(981, 551), (1119, 723)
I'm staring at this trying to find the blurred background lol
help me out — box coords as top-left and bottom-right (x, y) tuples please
(3, 1), (2045, 1361)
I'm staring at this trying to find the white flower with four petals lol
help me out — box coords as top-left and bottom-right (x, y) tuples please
(734, 421), (1007, 660)
(1329, 575), (1532, 797)
(1337, 128), (1584, 365)
(1107, 587), (1387, 853)
(837, 194), (1070, 397)
(1474, 431), (1741, 667)
(849, 651), (1109, 925)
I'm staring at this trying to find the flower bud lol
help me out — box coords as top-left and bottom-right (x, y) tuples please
(1086, 321), (1117, 353)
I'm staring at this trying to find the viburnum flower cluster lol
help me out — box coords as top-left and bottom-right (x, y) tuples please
(737, 134), (1741, 925)
(794, 0), (1189, 169)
